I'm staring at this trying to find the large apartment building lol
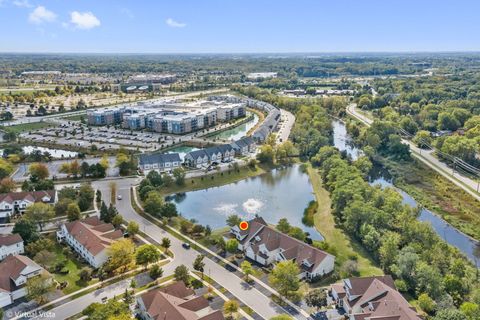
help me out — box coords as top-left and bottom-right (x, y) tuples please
(87, 98), (245, 135)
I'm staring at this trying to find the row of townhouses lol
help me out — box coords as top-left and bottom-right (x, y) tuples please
(56, 216), (123, 268)
(226, 217), (335, 280)
(209, 95), (281, 142)
(0, 190), (57, 220)
(138, 136), (256, 173)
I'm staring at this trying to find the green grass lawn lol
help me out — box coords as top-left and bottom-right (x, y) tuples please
(306, 163), (383, 278)
(60, 114), (86, 121)
(52, 243), (98, 294)
(4, 121), (56, 133)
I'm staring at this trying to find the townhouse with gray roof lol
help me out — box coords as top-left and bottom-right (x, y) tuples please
(138, 152), (182, 173)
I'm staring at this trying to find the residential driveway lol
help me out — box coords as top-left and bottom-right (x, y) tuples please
(92, 177), (306, 320)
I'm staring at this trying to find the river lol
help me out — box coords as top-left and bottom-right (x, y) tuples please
(208, 113), (259, 141)
(332, 119), (480, 264)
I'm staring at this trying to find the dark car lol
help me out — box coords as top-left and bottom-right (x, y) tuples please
(182, 242), (191, 249)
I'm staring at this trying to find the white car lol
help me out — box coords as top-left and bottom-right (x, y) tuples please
(117, 195), (122, 200)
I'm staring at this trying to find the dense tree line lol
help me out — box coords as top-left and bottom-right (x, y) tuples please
(313, 146), (479, 318)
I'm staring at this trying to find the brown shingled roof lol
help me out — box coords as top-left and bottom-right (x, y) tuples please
(64, 217), (123, 256)
(0, 190), (56, 204)
(139, 282), (224, 320)
(0, 234), (23, 247)
(0, 255), (42, 293)
(242, 217), (331, 272)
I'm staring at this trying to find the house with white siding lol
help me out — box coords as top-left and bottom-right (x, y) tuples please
(0, 234), (24, 261)
(0, 190), (57, 219)
(138, 152), (181, 173)
(0, 255), (47, 308)
(231, 137), (256, 155)
(227, 217), (335, 280)
(57, 216), (123, 268)
(184, 144), (235, 168)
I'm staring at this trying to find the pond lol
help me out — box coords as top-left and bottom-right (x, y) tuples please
(332, 119), (480, 264)
(167, 164), (323, 240)
(208, 112), (259, 141)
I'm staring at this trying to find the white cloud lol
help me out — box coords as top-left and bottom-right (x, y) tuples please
(13, 0), (33, 8)
(166, 18), (186, 28)
(70, 11), (100, 30)
(29, 6), (57, 24)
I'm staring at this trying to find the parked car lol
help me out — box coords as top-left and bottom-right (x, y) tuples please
(182, 242), (191, 249)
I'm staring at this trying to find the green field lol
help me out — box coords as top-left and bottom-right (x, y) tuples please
(3, 121), (56, 133)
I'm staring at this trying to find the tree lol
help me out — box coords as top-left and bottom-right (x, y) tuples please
(26, 238), (55, 257)
(415, 262), (443, 299)
(257, 144), (275, 164)
(144, 191), (164, 216)
(66, 202), (81, 221)
(193, 255), (205, 278)
(126, 221), (139, 236)
(149, 264), (164, 280)
(434, 309), (467, 320)
(223, 300), (239, 319)
(135, 244), (161, 268)
(79, 267), (93, 281)
(146, 170), (163, 187)
(413, 130), (432, 148)
(34, 250), (56, 269)
(13, 218), (39, 244)
(77, 183), (94, 211)
(269, 261), (301, 299)
(277, 218), (291, 233)
(26, 274), (54, 304)
(82, 299), (131, 320)
(0, 158), (14, 179)
(107, 239), (135, 272)
(305, 289), (327, 311)
(25, 202), (54, 231)
(55, 198), (74, 216)
(161, 202), (178, 218)
(111, 214), (124, 228)
(99, 155), (110, 170)
(226, 214), (242, 227)
(174, 265), (190, 285)
(0, 177), (16, 193)
(225, 239), (239, 254)
(418, 293), (436, 314)
(241, 260), (253, 281)
(460, 302), (480, 320)
(161, 237), (171, 253)
(172, 167), (186, 186)
(29, 163), (49, 182)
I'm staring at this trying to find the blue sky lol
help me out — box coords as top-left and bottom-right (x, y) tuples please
(0, 0), (479, 53)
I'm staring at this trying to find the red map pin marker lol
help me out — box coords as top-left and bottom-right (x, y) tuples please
(239, 221), (249, 231)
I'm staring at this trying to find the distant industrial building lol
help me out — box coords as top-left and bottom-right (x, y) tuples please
(87, 98), (246, 135)
(111, 73), (177, 93)
(246, 72), (277, 80)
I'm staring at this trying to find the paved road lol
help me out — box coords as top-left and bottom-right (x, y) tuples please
(346, 103), (480, 201)
(92, 178), (301, 320)
(25, 278), (133, 320)
(276, 109), (295, 144)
